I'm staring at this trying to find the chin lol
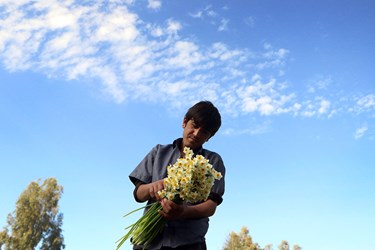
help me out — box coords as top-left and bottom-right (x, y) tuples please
(183, 139), (201, 150)
(183, 142), (194, 149)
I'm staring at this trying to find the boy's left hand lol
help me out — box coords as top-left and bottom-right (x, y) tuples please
(159, 198), (185, 220)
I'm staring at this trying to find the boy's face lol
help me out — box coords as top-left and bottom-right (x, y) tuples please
(182, 118), (211, 151)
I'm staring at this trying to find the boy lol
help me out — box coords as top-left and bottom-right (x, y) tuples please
(129, 101), (226, 250)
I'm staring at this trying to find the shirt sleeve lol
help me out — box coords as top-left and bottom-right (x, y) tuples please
(208, 192), (223, 205)
(210, 153), (226, 205)
(129, 145), (158, 186)
(132, 180), (146, 203)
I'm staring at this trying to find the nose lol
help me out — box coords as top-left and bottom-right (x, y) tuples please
(192, 128), (200, 137)
(193, 127), (205, 138)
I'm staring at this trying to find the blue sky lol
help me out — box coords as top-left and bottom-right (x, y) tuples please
(0, 0), (374, 249)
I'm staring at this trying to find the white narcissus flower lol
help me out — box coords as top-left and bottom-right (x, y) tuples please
(159, 147), (222, 204)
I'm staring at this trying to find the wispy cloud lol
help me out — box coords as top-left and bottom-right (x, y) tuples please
(354, 125), (368, 140)
(244, 16), (255, 28)
(0, 0), (372, 124)
(147, 0), (162, 10)
(218, 18), (229, 32)
(189, 5), (216, 19)
(189, 5), (231, 32)
(221, 121), (272, 136)
(307, 75), (332, 93)
(350, 94), (375, 115)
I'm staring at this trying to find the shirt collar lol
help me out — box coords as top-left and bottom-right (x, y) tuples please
(173, 138), (203, 155)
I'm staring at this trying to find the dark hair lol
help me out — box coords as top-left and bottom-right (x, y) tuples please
(185, 101), (221, 137)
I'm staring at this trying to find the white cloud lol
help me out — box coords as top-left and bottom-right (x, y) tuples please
(148, 0), (161, 10)
(244, 16), (255, 27)
(159, 80), (195, 96)
(207, 10), (217, 17)
(112, 0), (134, 5)
(234, 78), (297, 116)
(307, 76), (332, 93)
(0, 0), (359, 120)
(357, 94), (375, 111)
(318, 99), (330, 114)
(222, 121), (272, 136)
(189, 10), (203, 19)
(149, 25), (163, 37)
(354, 126), (368, 140)
(253, 44), (289, 70)
(348, 94), (375, 117)
(93, 9), (139, 42)
(208, 42), (244, 62)
(299, 98), (331, 117)
(166, 19), (182, 34)
(93, 66), (126, 103)
(189, 5), (216, 19)
(165, 41), (202, 69)
(218, 18), (229, 32)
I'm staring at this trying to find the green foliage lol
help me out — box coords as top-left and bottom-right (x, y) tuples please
(223, 227), (302, 250)
(223, 227), (262, 250)
(264, 244), (273, 250)
(0, 178), (65, 250)
(278, 240), (302, 250)
(278, 240), (289, 250)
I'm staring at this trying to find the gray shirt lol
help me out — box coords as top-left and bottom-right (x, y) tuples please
(129, 138), (226, 249)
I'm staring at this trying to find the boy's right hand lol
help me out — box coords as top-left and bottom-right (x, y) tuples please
(147, 179), (164, 201)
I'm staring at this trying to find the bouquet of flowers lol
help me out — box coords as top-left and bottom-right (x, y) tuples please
(116, 146), (222, 250)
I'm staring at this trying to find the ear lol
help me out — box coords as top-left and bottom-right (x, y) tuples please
(182, 117), (187, 128)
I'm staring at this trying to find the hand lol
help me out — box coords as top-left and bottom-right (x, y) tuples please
(159, 198), (185, 220)
(147, 180), (164, 201)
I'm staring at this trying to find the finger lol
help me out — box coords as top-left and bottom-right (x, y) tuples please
(149, 186), (156, 199)
(155, 191), (161, 201)
(161, 199), (173, 212)
(158, 208), (170, 218)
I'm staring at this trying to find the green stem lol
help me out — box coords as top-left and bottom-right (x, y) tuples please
(117, 202), (165, 249)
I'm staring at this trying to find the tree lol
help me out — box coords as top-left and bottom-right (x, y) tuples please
(278, 240), (289, 250)
(223, 227), (262, 250)
(264, 244), (273, 250)
(0, 178), (65, 250)
(293, 245), (302, 250)
(222, 226), (302, 250)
